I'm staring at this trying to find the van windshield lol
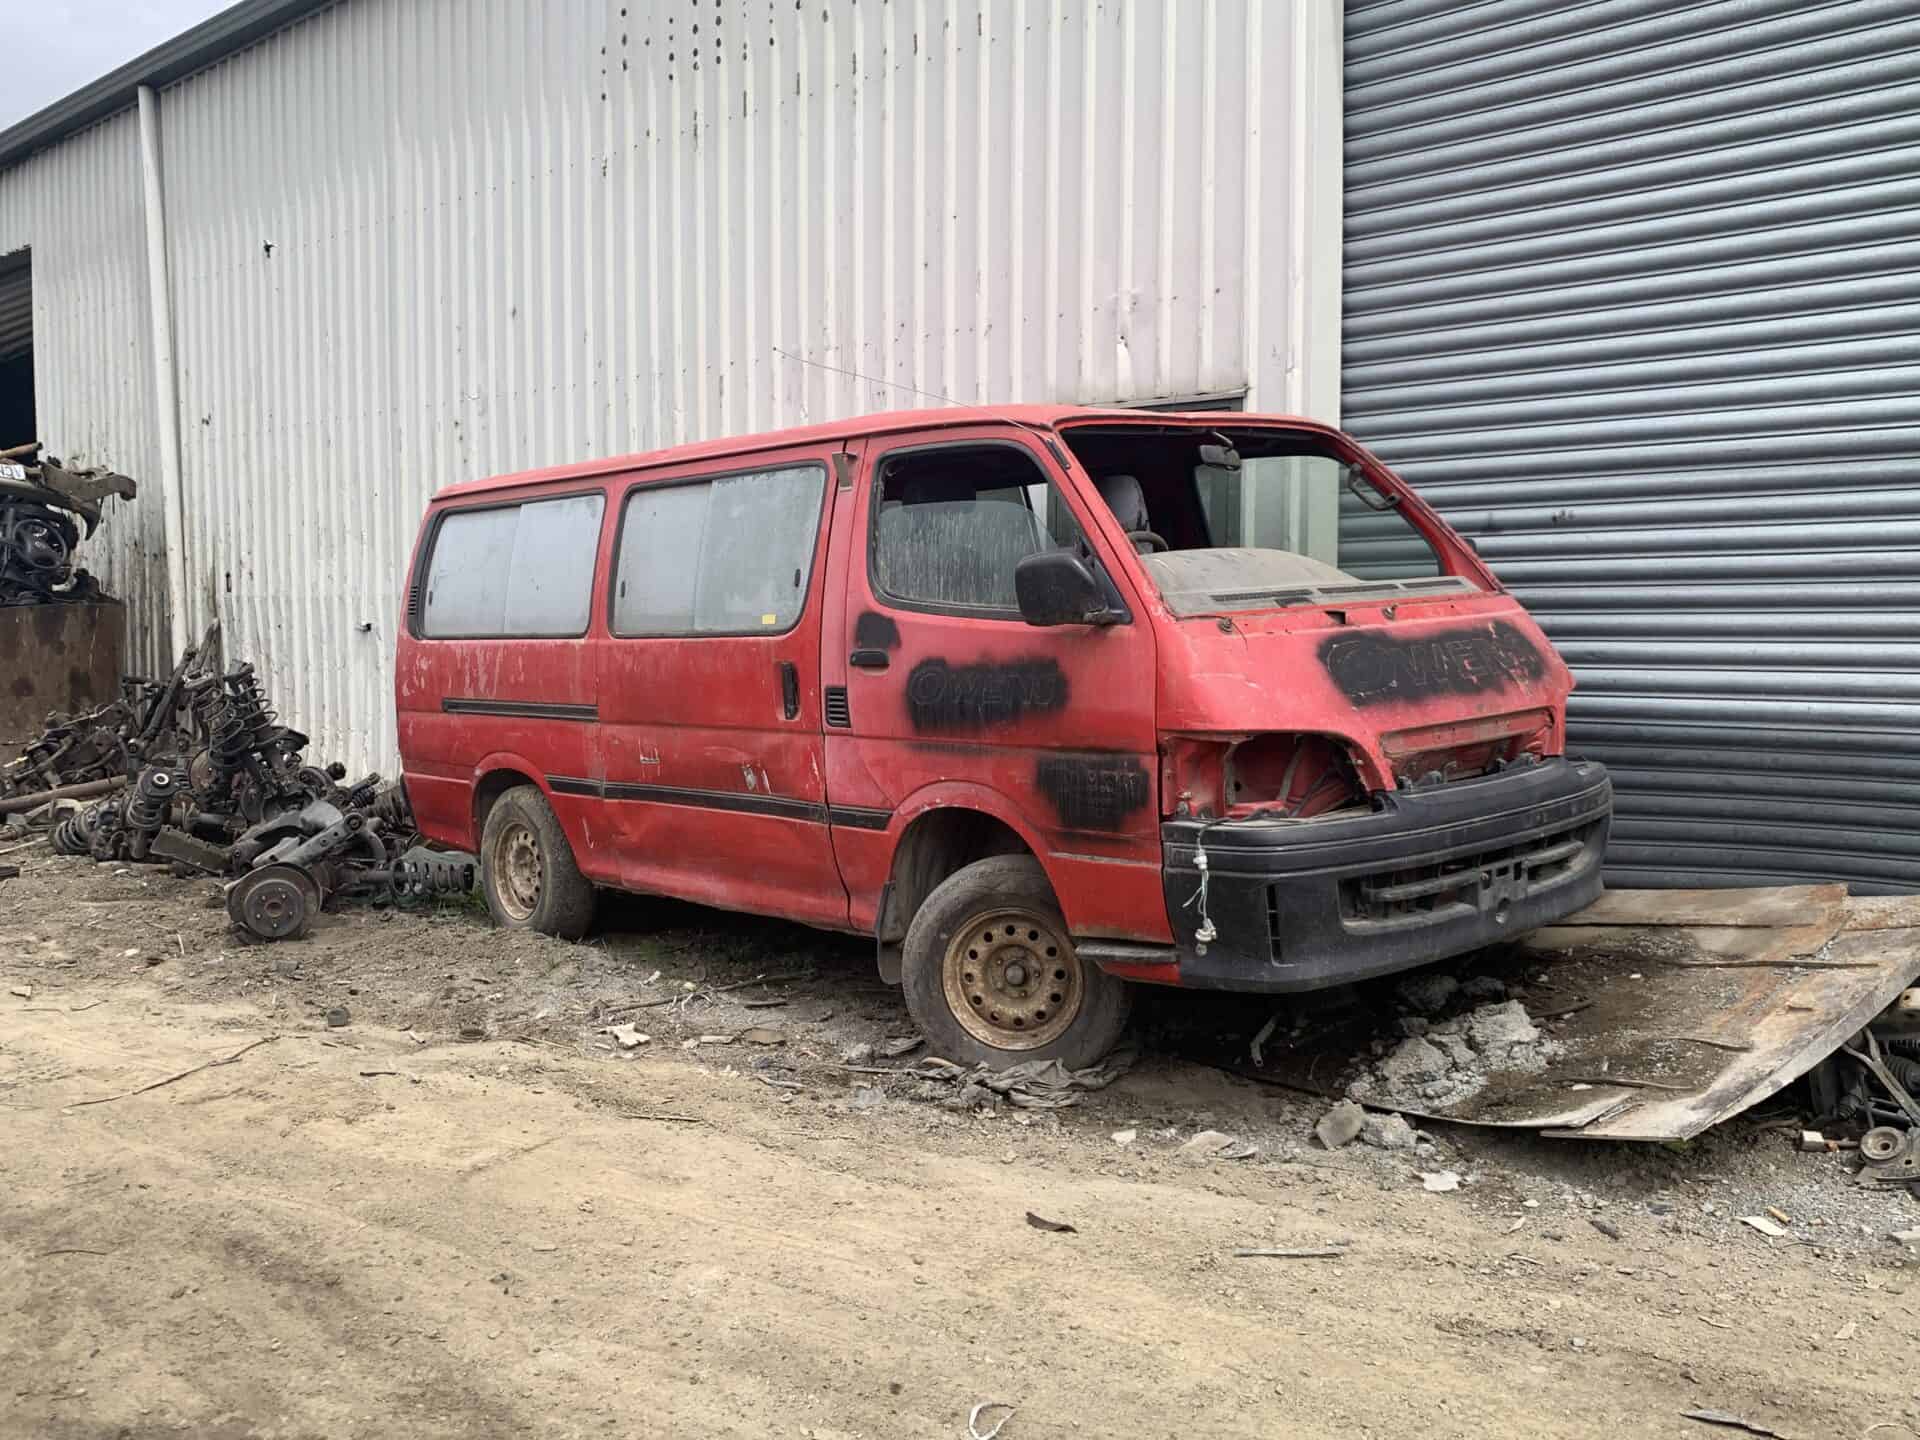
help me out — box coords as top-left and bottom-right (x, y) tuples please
(1060, 426), (1479, 617)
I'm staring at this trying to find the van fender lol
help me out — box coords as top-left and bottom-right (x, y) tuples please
(464, 751), (558, 850)
(885, 781), (1057, 868)
(869, 780), (1081, 947)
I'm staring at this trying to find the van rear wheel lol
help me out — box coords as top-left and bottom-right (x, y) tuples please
(901, 855), (1129, 1069)
(480, 786), (596, 940)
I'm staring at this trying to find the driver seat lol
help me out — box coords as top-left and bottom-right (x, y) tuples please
(1096, 474), (1157, 553)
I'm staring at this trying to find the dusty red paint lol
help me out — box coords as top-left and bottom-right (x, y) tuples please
(396, 406), (1582, 976)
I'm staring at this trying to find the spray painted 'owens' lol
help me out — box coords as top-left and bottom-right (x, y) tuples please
(396, 407), (1612, 1066)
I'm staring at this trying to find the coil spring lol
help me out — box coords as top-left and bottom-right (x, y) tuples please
(51, 801), (102, 855)
(335, 773), (382, 813)
(225, 666), (279, 750)
(85, 800), (125, 861)
(368, 783), (412, 833)
(126, 765), (181, 837)
(1886, 1035), (1920, 1059)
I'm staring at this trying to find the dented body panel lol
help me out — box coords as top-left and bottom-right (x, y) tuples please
(397, 405), (1610, 994)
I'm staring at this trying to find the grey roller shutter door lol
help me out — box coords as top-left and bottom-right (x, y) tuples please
(1342, 0), (1920, 893)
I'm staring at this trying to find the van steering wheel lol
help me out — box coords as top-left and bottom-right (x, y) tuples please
(1130, 530), (1170, 553)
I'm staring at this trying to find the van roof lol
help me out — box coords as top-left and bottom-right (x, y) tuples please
(431, 403), (1334, 501)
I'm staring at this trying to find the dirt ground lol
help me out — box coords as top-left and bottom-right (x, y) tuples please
(4, 851), (1918, 1440)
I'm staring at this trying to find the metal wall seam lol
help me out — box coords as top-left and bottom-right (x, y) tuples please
(1343, 0), (1920, 892)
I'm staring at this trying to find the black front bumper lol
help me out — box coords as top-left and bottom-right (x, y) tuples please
(1160, 758), (1612, 993)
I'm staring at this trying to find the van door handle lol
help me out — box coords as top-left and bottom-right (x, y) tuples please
(778, 661), (800, 719)
(849, 649), (890, 671)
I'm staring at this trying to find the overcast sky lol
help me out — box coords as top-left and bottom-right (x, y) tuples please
(1, 1), (233, 129)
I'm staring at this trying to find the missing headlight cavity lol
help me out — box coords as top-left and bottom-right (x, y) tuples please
(1226, 734), (1359, 818)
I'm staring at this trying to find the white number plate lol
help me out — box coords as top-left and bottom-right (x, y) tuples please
(0, 461), (25, 480)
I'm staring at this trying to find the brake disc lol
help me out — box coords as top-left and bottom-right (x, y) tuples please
(227, 863), (322, 941)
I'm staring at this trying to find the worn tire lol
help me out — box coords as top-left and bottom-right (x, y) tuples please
(479, 785), (596, 940)
(901, 854), (1129, 1069)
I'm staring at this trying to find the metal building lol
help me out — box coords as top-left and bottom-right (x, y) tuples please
(1, 0), (1913, 892)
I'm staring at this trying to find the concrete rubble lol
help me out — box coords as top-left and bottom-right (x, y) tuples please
(1347, 996), (1564, 1108)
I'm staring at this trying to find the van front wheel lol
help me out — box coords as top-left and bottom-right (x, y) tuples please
(480, 786), (596, 940)
(901, 855), (1129, 1069)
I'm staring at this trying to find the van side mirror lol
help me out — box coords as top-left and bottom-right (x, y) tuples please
(1015, 550), (1118, 627)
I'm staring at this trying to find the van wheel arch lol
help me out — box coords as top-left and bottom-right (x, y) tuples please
(473, 767), (540, 844)
(876, 808), (1033, 983)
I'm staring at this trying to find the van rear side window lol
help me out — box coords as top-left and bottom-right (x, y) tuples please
(419, 493), (605, 638)
(611, 464), (825, 636)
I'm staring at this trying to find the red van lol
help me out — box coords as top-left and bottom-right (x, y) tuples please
(396, 407), (1611, 1066)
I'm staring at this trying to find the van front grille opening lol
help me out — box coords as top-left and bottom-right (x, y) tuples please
(1330, 818), (1602, 929)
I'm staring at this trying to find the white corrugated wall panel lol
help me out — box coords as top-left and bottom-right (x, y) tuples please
(0, 112), (169, 677)
(1343, 0), (1920, 892)
(0, 0), (1338, 775)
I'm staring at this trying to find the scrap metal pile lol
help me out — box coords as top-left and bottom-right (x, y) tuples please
(0, 626), (474, 937)
(0, 441), (137, 606)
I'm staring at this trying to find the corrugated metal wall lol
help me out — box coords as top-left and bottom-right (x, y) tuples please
(0, 0), (1339, 774)
(1343, 0), (1920, 892)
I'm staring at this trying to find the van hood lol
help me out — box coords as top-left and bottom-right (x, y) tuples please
(1155, 593), (1573, 792)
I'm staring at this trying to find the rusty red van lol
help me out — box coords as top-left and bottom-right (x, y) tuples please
(396, 406), (1611, 1065)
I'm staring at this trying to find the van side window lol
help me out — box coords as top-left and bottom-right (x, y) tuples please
(420, 493), (605, 638)
(871, 445), (1085, 614)
(611, 464), (826, 636)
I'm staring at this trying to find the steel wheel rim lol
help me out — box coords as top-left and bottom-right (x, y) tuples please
(490, 821), (543, 921)
(941, 905), (1083, 1051)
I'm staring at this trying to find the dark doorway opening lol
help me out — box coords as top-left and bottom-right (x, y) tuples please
(0, 249), (34, 450)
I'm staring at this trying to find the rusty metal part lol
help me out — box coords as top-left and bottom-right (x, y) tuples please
(0, 450), (136, 606)
(1860, 1126), (1909, 1163)
(227, 863), (324, 940)
(941, 906), (1084, 1051)
(387, 846), (476, 900)
(9, 627), (436, 939)
(149, 826), (234, 875)
(1840, 1029), (1920, 1131)
(0, 775), (128, 816)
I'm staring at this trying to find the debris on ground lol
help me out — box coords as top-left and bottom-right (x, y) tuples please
(1233, 1246), (1348, 1260)
(1314, 1100), (1365, 1150)
(1359, 1112), (1417, 1151)
(912, 1045), (1134, 1111)
(967, 1401), (1016, 1440)
(1420, 1171), (1461, 1193)
(1737, 1214), (1788, 1239)
(1395, 972), (1457, 1015)
(0, 443), (136, 607)
(1024, 1212), (1076, 1234)
(2, 623), (474, 941)
(1346, 999), (1564, 1108)
(1172, 1131), (1257, 1163)
(604, 1024), (650, 1049)
(1236, 887), (1920, 1149)
(1679, 1409), (1786, 1438)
